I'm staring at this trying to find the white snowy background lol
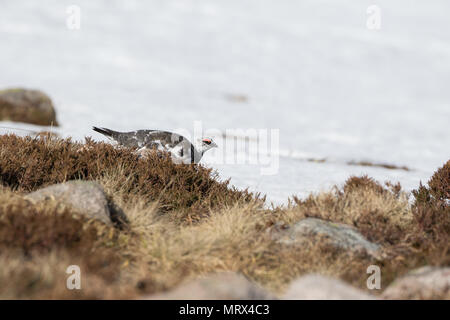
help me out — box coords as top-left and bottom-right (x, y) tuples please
(0, 0), (449, 204)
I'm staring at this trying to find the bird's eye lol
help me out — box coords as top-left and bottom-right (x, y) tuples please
(203, 139), (211, 145)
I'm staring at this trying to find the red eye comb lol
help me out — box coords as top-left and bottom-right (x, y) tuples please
(203, 138), (211, 143)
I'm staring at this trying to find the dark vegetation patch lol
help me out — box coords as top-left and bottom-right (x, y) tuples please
(0, 134), (259, 222)
(0, 191), (126, 299)
(0, 134), (447, 299)
(307, 158), (327, 163)
(290, 168), (449, 290)
(303, 158), (409, 170)
(347, 160), (410, 171)
(410, 160), (450, 266)
(0, 201), (100, 255)
(291, 175), (410, 245)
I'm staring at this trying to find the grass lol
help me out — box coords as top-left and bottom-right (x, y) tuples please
(0, 135), (448, 299)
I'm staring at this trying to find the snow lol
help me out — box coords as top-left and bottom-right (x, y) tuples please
(1, 1), (449, 204)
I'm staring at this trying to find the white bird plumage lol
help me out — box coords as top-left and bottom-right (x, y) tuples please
(92, 127), (217, 164)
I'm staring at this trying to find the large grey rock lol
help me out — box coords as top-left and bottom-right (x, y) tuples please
(381, 266), (450, 300)
(273, 218), (380, 257)
(282, 274), (375, 300)
(26, 181), (126, 226)
(145, 272), (274, 300)
(0, 88), (58, 126)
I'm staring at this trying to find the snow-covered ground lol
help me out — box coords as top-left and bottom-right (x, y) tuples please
(1, 1), (449, 204)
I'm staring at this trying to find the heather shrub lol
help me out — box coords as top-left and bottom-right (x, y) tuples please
(286, 169), (449, 290)
(0, 135), (259, 221)
(413, 160), (449, 208)
(288, 175), (413, 245)
(409, 160), (450, 266)
(343, 175), (387, 195)
(0, 189), (126, 299)
(0, 134), (448, 299)
(426, 160), (450, 203)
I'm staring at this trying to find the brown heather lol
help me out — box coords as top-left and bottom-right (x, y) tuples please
(0, 135), (448, 299)
(0, 189), (127, 299)
(0, 134), (258, 222)
(410, 160), (450, 267)
(288, 175), (412, 245)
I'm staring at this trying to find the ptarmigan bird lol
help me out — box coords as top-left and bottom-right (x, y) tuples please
(92, 127), (217, 164)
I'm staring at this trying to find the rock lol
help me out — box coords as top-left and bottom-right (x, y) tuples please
(26, 181), (127, 227)
(282, 274), (375, 300)
(145, 272), (274, 300)
(381, 266), (450, 300)
(272, 218), (380, 257)
(0, 88), (58, 126)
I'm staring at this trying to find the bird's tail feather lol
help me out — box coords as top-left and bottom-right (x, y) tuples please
(92, 126), (118, 138)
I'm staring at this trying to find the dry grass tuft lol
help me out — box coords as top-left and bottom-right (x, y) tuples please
(287, 175), (413, 245)
(0, 135), (448, 299)
(0, 189), (128, 299)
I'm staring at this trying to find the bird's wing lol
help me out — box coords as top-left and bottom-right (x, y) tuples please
(107, 129), (195, 164)
(139, 131), (189, 151)
(111, 130), (174, 148)
(112, 130), (147, 148)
